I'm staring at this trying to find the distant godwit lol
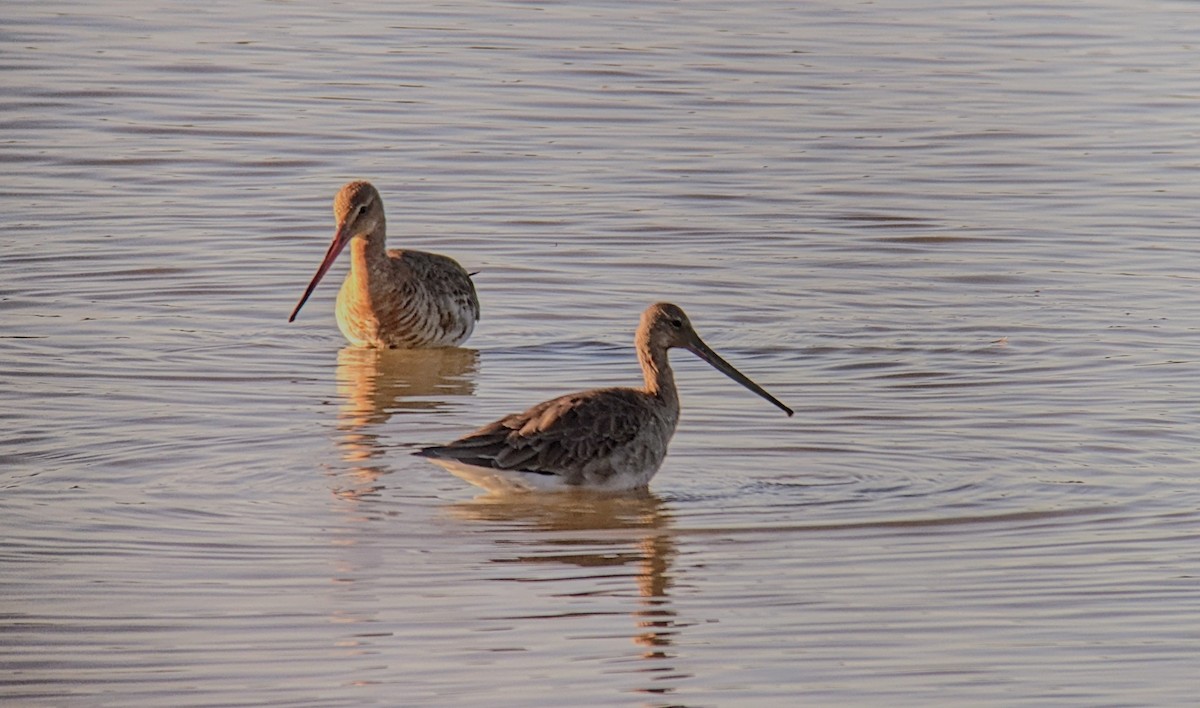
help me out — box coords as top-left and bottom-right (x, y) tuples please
(288, 181), (480, 348)
(417, 303), (793, 493)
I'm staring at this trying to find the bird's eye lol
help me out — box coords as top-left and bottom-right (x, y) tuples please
(669, 318), (683, 329)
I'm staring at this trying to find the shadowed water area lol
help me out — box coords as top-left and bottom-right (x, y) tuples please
(2, 1), (1198, 705)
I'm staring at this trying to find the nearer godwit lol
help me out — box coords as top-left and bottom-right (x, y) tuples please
(417, 303), (793, 493)
(288, 181), (480, 348)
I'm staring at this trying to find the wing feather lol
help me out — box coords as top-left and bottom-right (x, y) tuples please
(419, 388), (651, 480)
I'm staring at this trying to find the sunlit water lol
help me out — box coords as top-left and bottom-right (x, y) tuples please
(3, 0), (1199, 705)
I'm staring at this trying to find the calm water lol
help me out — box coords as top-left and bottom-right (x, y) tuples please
(3, 0), (1199, 704)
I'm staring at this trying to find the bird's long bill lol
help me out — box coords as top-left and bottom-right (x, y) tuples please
(288, 225), (351, 322)
(688, 336), (794, 417)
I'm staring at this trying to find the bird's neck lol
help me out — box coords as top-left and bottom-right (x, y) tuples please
(638, 339), (679, 410)
(348, 227), (389, 279)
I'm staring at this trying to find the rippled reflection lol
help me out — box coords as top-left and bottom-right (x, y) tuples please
(332, 346), (478, 500)
(336, 346), (479, 426)
(448, 493), (690, 696)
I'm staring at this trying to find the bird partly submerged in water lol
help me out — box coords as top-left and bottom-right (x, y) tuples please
(417, 302), (793, 493)
(288, 180), (480, 348)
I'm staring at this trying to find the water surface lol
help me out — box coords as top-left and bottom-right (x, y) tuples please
(3, 0), (1199, 705)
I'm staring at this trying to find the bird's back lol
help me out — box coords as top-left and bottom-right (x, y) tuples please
(419, 386), (678, 490)
(337, 249), (479, 348)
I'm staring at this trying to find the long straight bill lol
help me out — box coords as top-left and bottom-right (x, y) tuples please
(687, 337), (793, 416)
(288, 227), (350, 322)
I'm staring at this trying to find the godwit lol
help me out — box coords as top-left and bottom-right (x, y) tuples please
(288, 181), (480, 348)
(417, 303), (793, 493)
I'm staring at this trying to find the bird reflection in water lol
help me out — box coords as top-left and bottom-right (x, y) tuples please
(332, 346), (478, 501)
(448, 493), (691, 693)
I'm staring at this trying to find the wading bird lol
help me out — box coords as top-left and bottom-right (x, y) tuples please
(418, 303), (792, 492)
(289, 181), (479, 348)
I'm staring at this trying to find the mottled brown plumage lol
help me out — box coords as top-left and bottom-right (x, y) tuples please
(418, 303), (793, 493)
(289, 181), (479, 348)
